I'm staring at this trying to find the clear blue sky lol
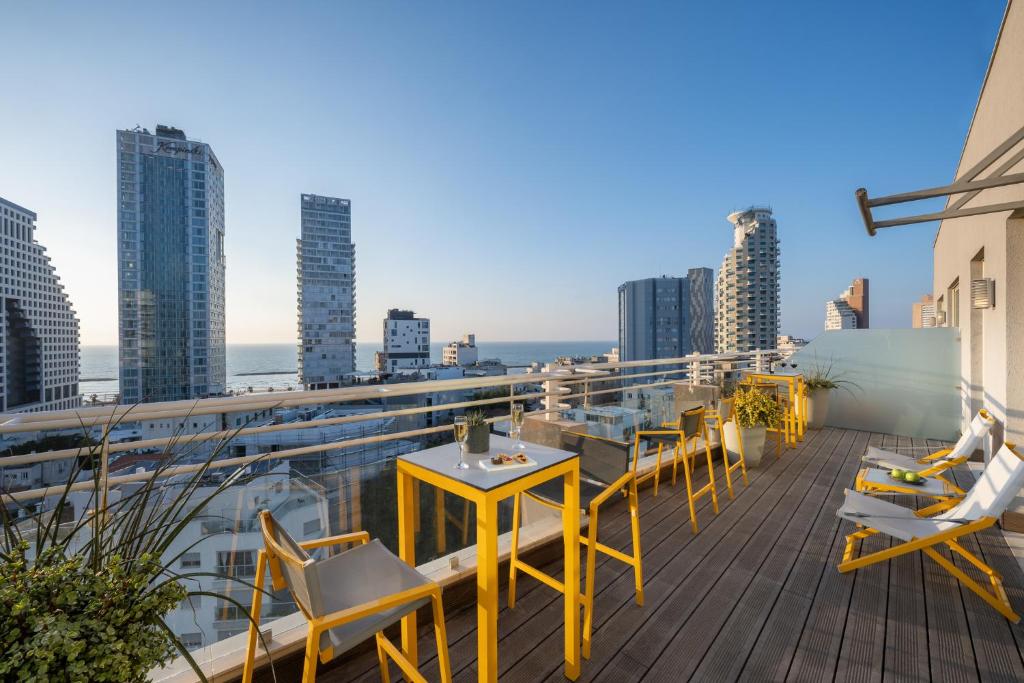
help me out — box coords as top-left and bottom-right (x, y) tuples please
(0, 1), (1005, 345)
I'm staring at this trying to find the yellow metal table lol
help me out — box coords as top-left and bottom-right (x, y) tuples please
(745, 372), (804, 447)
(397, 435), (581, 682)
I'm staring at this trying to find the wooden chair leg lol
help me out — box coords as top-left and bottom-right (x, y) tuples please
(431, 590), (453, 682)
(302, 628), (319, 683)
(508, 492), (521, 608)
(683, 453), (699, 534)
(704, 441), (719, 514)
(375, 633), (391, 683)
(629, 479), (644, 606)
(653, 443), (663, 497)
(582, 504), (599, 659)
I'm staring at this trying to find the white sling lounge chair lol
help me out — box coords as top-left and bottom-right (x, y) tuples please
(859, 409), (995, 496)
(837, 442), (1024, 622)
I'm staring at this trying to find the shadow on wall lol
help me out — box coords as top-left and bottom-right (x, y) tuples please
(789, 328), (961, 441)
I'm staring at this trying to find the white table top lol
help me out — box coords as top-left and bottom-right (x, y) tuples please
(398, 434), (577, 492)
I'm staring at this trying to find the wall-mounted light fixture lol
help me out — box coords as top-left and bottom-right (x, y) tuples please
(971, 278), (995, 309)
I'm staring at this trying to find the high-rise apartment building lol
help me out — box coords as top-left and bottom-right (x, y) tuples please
(715, 207), (780, 352)
(0, 197), (80, 412)
(297, 194), (355, 389)
(825, 298), (858, 330)
(912, 294), (936, 328)
(117, 125), (226, 403)
(618, 271), (715, 363)
(376, 310), (430, 373)
(825, 278), (869, 330)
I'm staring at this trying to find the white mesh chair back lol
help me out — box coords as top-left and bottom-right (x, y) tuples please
(938, 443), (1024, 522)
(945, 409), (996, 461)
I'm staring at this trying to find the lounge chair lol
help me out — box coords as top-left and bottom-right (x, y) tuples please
(837, 442), (1024, 622)
(858, 409), (995, 497)
(242, 510), (452, 683)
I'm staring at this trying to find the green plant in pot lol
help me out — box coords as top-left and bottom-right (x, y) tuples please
(0, 411), (271, 682)
(803, 360), (858, 430)
(465, 410), (491, 454)
(731, 387), (784, 467)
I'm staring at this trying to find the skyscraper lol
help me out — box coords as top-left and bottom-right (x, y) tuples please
(617, 271), (714, 363)
(715, 207), (780, 352)
(845, 277), (869, 329)
(824, 278), (869, 330)
(117, 125), (226, 404)
(0, 197), (80, 412)
(297, 194), (356, 389)
(376, 310), (430, 373)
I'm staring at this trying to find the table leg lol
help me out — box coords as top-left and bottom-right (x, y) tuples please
(563, 463), (581, 680)
(476, 495), (499, 683)
(397, 468), (418, 666)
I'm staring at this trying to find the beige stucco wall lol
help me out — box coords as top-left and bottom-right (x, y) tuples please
(933, 0), (1024, 442)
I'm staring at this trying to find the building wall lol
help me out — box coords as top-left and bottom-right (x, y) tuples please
(687, 267), (715, 353)
(0, 197), (80, 412)
(297, 194), (356, 389)
(931, 0), (1024, 441)
(117, 126), (226, 403)
(847, 278), (869, 328)
(617, 276), (691, 362)
(825, 298), (857, 330)
(380, 310), (430, 372)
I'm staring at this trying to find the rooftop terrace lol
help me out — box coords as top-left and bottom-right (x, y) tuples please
(246, 426), (1024, 682)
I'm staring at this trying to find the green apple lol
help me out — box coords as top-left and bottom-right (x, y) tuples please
(890, 468), (904, 479)
(903, 472), (921, 483)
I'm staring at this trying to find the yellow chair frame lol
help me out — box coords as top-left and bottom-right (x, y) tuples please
(507, 432), (642, 660)
(838, 496), (1019, 622)
(242, 511), (452, 683)
(703, 398), (749, 499)
(638, 406), (719, 533)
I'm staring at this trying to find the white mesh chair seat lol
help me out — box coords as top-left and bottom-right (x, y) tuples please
(862, 410), (994, 472)
(312, 539), (432, 654)
(838, 490), (965, 540)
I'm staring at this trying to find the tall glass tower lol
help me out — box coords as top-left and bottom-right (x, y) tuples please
(116, 125), (226, 403)
(297, 194), (355, 388)
(617, 272), (714, 362)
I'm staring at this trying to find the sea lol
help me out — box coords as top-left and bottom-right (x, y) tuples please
(79, 341), (616, 397)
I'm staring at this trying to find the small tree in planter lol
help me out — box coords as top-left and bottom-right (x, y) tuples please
(732, 387), (784, 467)
(804, 361), (857, 430)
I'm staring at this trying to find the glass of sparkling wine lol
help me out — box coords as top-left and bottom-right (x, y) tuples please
(511, 403), (525, 451)
(453, 416), (470, 470)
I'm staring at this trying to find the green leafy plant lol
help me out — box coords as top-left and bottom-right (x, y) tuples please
(733, 387), (784, 429)
(803, 360), (858, 393)
(465, 409), (487, 427)
(0, 408), (274, 682)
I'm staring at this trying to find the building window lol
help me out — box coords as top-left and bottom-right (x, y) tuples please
(216, 550), (256, 578)
(181, 552), (201, 569)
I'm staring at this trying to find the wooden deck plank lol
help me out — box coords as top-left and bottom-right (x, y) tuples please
(654, 428), (867, 682)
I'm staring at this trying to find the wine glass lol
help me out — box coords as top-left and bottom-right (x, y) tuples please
(453, 416), (470, 470)
(510, 403), (526, 451)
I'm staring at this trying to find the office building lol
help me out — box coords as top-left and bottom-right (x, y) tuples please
(845, 278), (869, 328)
(116, 125), (226, 403)
(297, 194), (356, 389)
(715, 207), (781, 352)
(442, 334), (478, 367)
(0, 197), (80, 412)
(376, 309), (430, 373)
(687, 267), (714, 353)
(912, 294), (936, 328)
(617, 271), (714, 363)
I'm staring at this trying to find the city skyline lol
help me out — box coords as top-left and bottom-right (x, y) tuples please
(0, 2), (1005, 346)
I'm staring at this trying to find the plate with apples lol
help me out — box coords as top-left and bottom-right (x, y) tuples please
(888, 468), (926, 486)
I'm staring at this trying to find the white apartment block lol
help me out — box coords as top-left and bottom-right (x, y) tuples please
(377, 309), (430, 373)
(715, 207), (781, 352)
(825, 298), (858, 330)
(0, 197), (80, 412)
(297, 194), (356, 389)
(442, 334), (478, 366)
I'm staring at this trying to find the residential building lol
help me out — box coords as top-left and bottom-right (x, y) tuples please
(825, 298), (858, 330)
(297, 194), (356, 389)
(0, 197), (80, 412)
(116, 125), (226, 403)
(715, 207), (781, 352)
(930, 0), (1024, 442)
(845, 278), (870, 328)
(376, 309), (430, 373)
(618, 271), (714, 363)
(911, 294), (936, 328)
(687, 267), (714, 353)
(777, 334), (808, 358)
(442, 334), (478, 366)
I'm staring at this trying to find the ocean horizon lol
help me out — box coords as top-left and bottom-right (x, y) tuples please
(79, 341), (616, 396)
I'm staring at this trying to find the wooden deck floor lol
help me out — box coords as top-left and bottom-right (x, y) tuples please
(259, 427), (1024, 682)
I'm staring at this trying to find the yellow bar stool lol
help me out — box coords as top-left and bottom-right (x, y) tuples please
(704, 396), (748, 498)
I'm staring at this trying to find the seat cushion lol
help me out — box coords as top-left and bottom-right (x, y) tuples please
(527, 477), (610, 510)
(315, 539), (432, 656)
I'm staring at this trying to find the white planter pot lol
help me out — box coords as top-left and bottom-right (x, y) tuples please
(723, 422), (768, 468)
(806, 388), (832, 430)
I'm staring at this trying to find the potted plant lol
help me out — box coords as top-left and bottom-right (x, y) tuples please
(465, 410), (491, 454)
(803, 362), (856, 430)
(730, 386), (784, 467)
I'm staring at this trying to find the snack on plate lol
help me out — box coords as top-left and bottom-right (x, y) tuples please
(514, 453), (529, 464)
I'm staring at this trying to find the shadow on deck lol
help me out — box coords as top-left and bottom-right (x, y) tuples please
(252, 427), (1024, 682)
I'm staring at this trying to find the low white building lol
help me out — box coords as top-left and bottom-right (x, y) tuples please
(825, 298), (858, 330)
(442, 334), (479, 366)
